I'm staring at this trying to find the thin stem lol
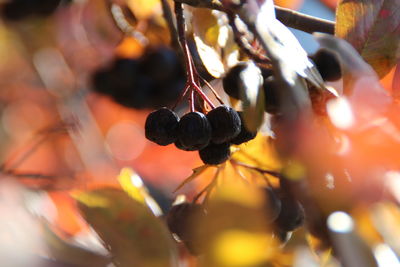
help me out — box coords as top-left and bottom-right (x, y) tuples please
(174, 0), (335, 34)
(172, 84), (190, 110)
(190, 89), (195, 112)
(200, 76), (224, 105)
(110, 3), (148, 45)
(227, 12), (271, 65)
(160, 0), (180, 49)
(230, 159), (282, 178)
(174, 2), (216, 109)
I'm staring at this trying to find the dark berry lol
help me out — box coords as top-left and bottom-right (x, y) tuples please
(151, 78), (185, 108)
(92, 70), (114, 95)
(206, 105), (241, 144)
(275, 194), (305, 232)
(263, 187), (282, 223)
(174, 139), (192, 151)
(166, 203), (205, 255)
(261, 67), (273, 79)
(139, 47), (183, 82)
(2, 0), (60, 20)
(310, 49), (342, 82)
(222, 62), (248, 99)
(177, 112), (211, 151)
(199, 142), (231, 165)
(145, 108), (179, 146)
(230, 112), (257, 145)
(263, 76), (280, 114)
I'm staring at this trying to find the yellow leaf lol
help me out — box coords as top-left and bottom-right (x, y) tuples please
(118, 167), (163, 216)
(211, 230), (276, 267)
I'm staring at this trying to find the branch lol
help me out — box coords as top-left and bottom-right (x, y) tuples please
(160, 0), (180, 49)
(275, 6), (334, 34)
(173, 0), (335, 34)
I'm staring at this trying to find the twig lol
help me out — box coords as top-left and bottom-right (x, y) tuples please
(230, 159), (282, 178)
(226, 11), (271, 65)
(174, 0), (335, 34)
(174, 2), (216, 109)
(275, 6), (335, 35)
(160, 0), (180, 49)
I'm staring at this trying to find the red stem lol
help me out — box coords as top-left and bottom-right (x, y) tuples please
(174, 2), (216, 110)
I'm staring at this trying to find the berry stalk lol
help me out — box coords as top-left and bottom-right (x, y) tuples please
(174, 2), (216, 110)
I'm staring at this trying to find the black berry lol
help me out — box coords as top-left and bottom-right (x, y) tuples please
(166, 203), (206, 255)
(177, 112), (211, 151)
(145, 108), (179, 146)
(91, 47), (185, 110)
(206, 105), (241, 144)
(263, 76), (281, 114)
(310, 49), (342, 82)
(230, 112), (257, 145)
(222, 62), (248, 99)
(199, 142), (231, 165)
(174, 139), (192, 151)
(1, 0), (64, 20)
(275, 194), (305, 232)
(139, 47), (183, 82)
(263, 187), (282, 223)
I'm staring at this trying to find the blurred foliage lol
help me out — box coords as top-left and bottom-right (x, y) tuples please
(0, 0), (398, 267)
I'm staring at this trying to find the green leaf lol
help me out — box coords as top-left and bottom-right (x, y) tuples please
(336, 0), (400, 78)
(74, 188), (178, 267)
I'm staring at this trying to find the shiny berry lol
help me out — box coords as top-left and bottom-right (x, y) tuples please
(263, 76), (280, 114)
(145, 108), (179, 146)
(275, 194), (305, 232)
(263, 187), (282, 223)
(230, 112), (257, 145)
(166, 203), (206, 255)
(222, 62), (248, 99)
(199, 142), (231, 165)
(177, 112), (211, 151)
(310, 49), (342, 82)
(206, 105), (241, 144)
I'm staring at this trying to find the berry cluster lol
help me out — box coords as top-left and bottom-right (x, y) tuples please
(1, 0), (70, 21)
(223, 48), (342, 116)
(92, 47), (185, 110)
(166, 180), (305, 255)
(145, 106), (256, 165)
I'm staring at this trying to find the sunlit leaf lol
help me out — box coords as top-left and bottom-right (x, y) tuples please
(336, 0), (400, 77)
(192, 8), (225, 78)
(255, 0), (328, 93)
(174, 165), (210, 193)
(232, 134), (282, 171)
(74, 188), (178, 267)
(118, 167), (163, 216)
(195, 181), (278, 267)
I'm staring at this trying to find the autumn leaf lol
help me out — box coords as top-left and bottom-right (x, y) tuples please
(192, 8), (225, 78)
(336, 0), (400, 78)
(74, 188), (178, 267)
(43, 224), (110, 267)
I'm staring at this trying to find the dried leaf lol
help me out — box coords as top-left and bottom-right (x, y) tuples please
(192, 8), (225, 78)
(74, 188), (178, 267)
(174, 165), (210, 193)
(336, 0), (400, 77)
